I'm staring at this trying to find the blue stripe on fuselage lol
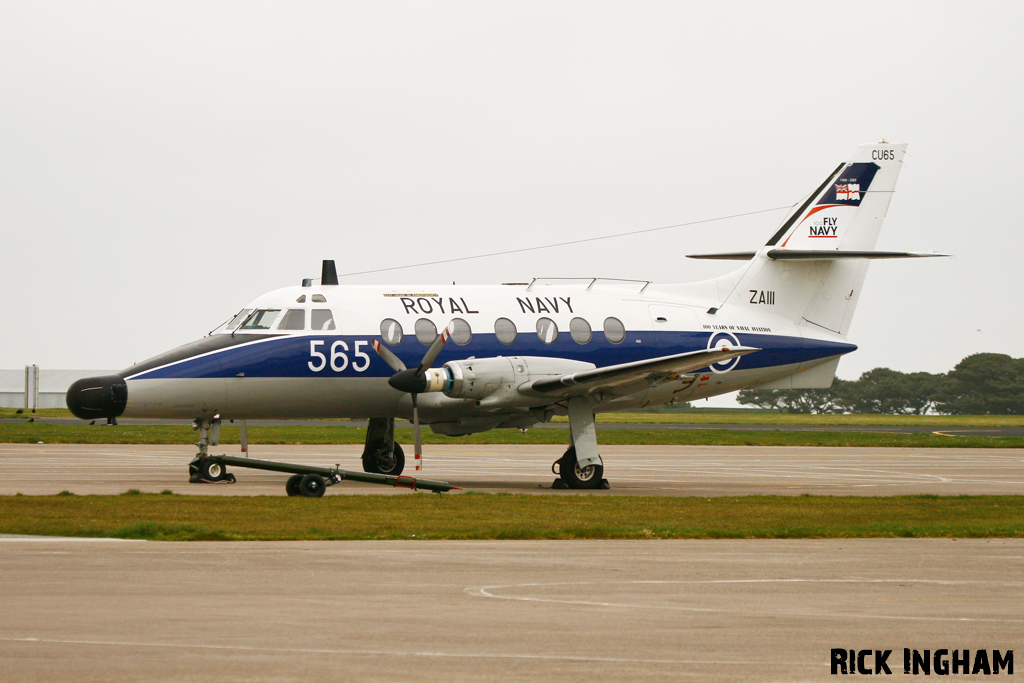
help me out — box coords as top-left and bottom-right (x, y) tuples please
(127, 331), (857, 380)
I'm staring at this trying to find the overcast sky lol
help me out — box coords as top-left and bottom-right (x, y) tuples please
(2, 2), (1021, 406)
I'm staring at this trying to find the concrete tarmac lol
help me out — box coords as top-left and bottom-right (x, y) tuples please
(1, 443), (1022, 496)
(2, 446), (1022, 681)
(5, 416), (1024, 437)
(0, 537), (1021, 682)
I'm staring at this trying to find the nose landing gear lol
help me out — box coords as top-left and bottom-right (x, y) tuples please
(188, 417), (236, 484)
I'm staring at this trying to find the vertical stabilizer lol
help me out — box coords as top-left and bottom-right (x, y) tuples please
(720, 142), (907, 336)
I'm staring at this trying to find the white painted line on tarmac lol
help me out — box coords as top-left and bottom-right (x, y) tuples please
(0, 636), (779, 667)
(468, 579), (1024, 623)
(0, 534), (144, 542)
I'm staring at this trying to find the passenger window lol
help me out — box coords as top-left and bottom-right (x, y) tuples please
(240, 309), (280, 330)
(380, 318), (403, 345)
(227, 309), (253, 330)
(278, 309), (306, 331)
(312, 294), (327, 303)
(415, 318), (437, 345)
(569, 317), (592, 344)
(311, 309), (335, 331)
(603, 317), (626, 344)
(494, 318), (517, 345)
(536, 317), (558, 344)
(450, 318), (472, 345)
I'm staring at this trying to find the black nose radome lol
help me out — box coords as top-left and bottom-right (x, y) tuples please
(66, 375), (127, 420)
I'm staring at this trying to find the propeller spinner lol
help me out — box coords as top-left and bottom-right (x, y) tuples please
(371, 327), (451, 471)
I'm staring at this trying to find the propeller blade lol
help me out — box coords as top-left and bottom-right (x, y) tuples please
(411, 393), (422, 471)
(416, 326), (450, 375)
(371, 339), (407, 373)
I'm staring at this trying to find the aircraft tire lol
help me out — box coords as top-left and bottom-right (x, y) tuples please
(197, 458), (227, 481)
(285, 474), (304, 497)
(559, 447), (604, 490)
(298, 474), (326, 498)
(362, 442), (405, 476)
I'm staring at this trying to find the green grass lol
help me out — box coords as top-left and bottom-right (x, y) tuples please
(0, 493), (1021, 541)
(585, 412), (1024, 426)
(3, 422), (1023, 448)
(0, 408), (78, 419)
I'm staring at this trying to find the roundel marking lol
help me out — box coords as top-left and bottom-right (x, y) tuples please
(707, 331), (742, 374)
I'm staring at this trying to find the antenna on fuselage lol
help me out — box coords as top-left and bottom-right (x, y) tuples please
(321, 260), (339, 286)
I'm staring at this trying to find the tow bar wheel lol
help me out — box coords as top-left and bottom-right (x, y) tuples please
(298, 474), (327, 498)
(285, 474), (304, 497)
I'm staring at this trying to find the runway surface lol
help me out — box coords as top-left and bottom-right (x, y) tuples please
(1, 442), (1022, 497)
(1, 537), (1020, 682)
(5, 416), (1024, 437)
(2, 446), (1022, 681)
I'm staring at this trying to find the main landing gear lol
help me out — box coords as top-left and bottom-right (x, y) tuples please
(553, 447), (608, 489)
(361, 417), (406, 475)
(551, 398), (610, 490)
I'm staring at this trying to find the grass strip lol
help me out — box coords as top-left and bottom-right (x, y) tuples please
(1, 493), (1021, 541)
(2, 423), (1022, 448)
(582, 413), (1024, 427)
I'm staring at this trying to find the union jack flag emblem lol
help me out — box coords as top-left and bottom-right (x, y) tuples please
(835, 183), (860, 201)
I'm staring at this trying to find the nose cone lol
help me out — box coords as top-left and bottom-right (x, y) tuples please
(66, 375), (128, 420)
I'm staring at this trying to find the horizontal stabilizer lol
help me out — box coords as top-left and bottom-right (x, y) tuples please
(686, 251), (757, 260)
(523, 346), (760, 397)
(687, 250), (948, 261)
(766, 250), (949, 260)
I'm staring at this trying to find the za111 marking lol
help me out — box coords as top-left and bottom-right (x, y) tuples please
(749, 290), (775, 305)
(308, 340), (372, 373)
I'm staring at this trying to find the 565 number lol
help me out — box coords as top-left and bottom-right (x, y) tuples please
(308, 340), (371, 373)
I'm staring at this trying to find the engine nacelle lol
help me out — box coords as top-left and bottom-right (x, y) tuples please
(440, 356), (594, 409)
(443, 357), (516, 400)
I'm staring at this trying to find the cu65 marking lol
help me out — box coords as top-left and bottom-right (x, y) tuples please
(308, 340), (372, 373)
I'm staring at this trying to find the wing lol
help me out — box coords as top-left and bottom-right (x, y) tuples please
(520, 346), (760, 399)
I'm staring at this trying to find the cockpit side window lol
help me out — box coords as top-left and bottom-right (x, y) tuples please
(311, 309), (336, 330)
(227, 309), (253, 331)
(239, 309), (280, 330)
(278, 309), (306, 331)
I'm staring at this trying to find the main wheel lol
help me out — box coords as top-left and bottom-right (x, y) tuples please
(559, 447), (604, 490)
(285, 474), (304, 497)
(298, 474), (326, 498)
(197, 458), (227, 481)
(362, 442), (405, 476)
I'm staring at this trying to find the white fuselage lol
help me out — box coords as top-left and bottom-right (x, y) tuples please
(118, 278), (854, 430)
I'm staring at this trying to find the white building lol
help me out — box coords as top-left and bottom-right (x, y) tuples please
(0, 368), (117, 410)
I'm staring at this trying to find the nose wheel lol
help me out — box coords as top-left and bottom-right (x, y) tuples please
(189, 456), (236, 483)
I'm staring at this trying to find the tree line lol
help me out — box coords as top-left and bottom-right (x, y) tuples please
(736, 353), (1024, 415)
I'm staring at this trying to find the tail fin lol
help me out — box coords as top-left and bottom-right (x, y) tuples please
(719, 141), (907, 336)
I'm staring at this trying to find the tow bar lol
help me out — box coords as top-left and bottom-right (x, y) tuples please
(204, 454), (454, 496)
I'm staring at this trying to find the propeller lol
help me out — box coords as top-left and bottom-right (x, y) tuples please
(371, 326), (451, 471)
